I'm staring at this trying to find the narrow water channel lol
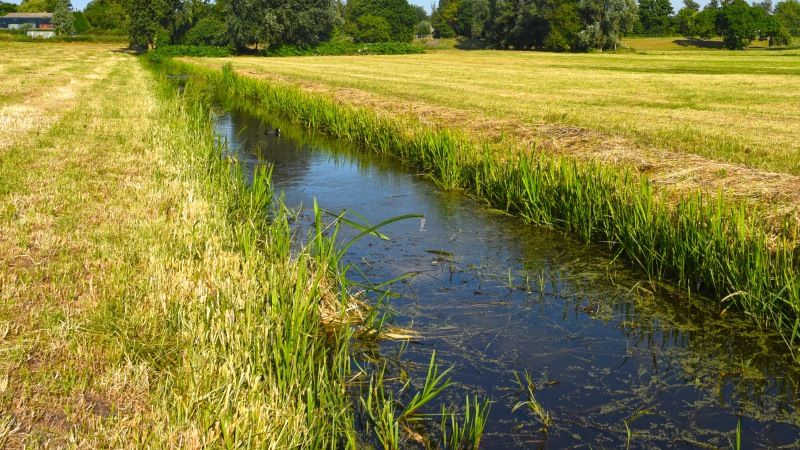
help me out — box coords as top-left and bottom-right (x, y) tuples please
(213, 101), (800, 448)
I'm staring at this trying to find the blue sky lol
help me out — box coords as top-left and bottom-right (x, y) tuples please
(8, 0), (696, 15)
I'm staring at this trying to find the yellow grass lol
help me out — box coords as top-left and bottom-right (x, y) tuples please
(0, 41), (363, 448)
(0, 42), (161, 446)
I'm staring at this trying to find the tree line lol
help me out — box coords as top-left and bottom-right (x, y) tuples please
(7, 0), (797, 51)
(432, 0), (798, 49)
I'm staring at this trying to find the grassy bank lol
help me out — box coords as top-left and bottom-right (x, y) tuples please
(0, 42), (364, 447)
(170, 59), (800, 356)
(1, 41), (485, 448)
(183, 50), (800, 181)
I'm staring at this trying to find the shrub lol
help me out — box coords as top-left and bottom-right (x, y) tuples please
(73, 11), (90, 34)
(770, 25), (793, 46)
(416, 20), (432, 36)
(353, 15), (392, 43)
(543, 29), (571, 51)
(183, 17), (230, 47)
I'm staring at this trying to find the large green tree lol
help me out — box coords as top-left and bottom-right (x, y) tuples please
(543, 0), (583, 50)
(126, 0), (183, 49)
(18, 0), (58, 12)
(715, 0), (785, 49)
(637, 0), (673, 35)
(353, 14), (392, 41)
(675, 0), (699, 37)
(346, 0), (419, 41)
(220, 0), (339, 50)
(579, 0), (638, 50)
(84, 0), (129, 32)
(484, 0), (547, 49)
(0, 2), (17, 15)
(776, 0), (800, 35)
(52, 0), (75, 35)
(432, 0), (488, 38)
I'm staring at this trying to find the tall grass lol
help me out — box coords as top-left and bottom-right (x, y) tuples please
(161, 59), (799, 357)
(143, 59), (487, 448)
(127, 62), (363, 447)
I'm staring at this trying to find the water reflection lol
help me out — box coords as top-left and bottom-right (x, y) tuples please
(214, 101), (800, 448)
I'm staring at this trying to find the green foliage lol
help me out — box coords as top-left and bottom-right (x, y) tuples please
(718, 0), (762, 49)
(18, 0), (57, 12)
(771, 24), (792, 45)
(183, 16), (229, 46)
(693, 4), (718, 39)
(579, 0), (639, 50)
(675, 6), (697, 37)
(345, 0), (419, 42)
(126, 0), (182, 50)
(219, 0), (340, 50)
(415, 19), (432, 35)
(431, 10), (457, 38)
(432, 0), (488, 39)
(52, 0), (75, 36)
(353, 14), (392, 42)
(776, 0), (800, 35)
(72, 11), (90, 34)
(0, 1), (17, 15)
(637, 0), (674, 36)
(84, 0), (128, 32)
(262, 40), (424, 56)
(484, 0), (548, 49)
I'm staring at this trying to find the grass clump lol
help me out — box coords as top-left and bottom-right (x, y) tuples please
(169, 59), (800, 357)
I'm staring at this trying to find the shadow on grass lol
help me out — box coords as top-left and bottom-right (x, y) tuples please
(673, 39), (725, 49)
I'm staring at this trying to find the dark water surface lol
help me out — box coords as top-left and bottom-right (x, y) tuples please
(214, 103), (800, 449)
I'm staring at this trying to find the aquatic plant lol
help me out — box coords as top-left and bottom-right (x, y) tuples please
(440, 396), (492, 450)
(512, 371), (553, 433)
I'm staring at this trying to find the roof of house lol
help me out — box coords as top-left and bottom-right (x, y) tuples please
(1, 13), (54, 19)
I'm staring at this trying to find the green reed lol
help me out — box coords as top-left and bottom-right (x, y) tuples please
(162, 59), (799, 357)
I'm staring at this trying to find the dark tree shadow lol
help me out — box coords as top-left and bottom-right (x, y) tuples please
(672, 39), (725, 49)
(454, 38), (493, 50)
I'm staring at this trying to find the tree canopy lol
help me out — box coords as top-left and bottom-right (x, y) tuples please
(17, 0), (58, 12)
(53, 0), (75, 35)
(345, 0), (419, 42)
(84, 0), (129, 32)
(637, 0), (674, 35)
(218, 0), (340, 50)
(0, 1), (17, 15)
(776, 0), (800, 35)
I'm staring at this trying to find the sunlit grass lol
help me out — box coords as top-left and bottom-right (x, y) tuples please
(170, 59), (800, 358)
(183, 48), (800, 177)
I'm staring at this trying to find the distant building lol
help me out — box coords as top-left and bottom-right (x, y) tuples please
(0, 12), (54, 31)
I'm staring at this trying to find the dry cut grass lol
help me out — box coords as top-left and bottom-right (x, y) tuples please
(184, 49), (800, 218)
(0, 42), (164, 447)
(0, 41), (364, 448)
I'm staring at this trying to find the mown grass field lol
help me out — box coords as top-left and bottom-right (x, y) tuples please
(0, 42), (362, 447)
(184, 49), (800, 215)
